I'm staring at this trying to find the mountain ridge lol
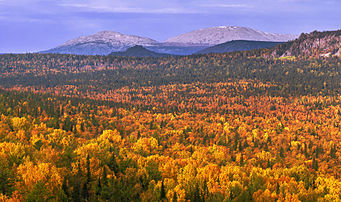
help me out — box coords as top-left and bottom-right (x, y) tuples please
(271, 30), (341, 58)
(41, 26), (297, 55)
(60, 31), (158, 47)
(41, 31), (158, 55)
(110, 45), (172, 57)
(196, 40), (284, 54)
(166, 26), (297, 45)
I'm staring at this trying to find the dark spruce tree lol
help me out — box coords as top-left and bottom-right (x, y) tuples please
(81, 182), (89, 201)
(160, 180), (166, 201)
(61, 177), (69, 199)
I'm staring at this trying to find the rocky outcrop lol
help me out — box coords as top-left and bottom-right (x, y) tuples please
(271, 30), (341, 58)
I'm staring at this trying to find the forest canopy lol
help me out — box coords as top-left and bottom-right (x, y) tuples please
(0, 51), (340, 201)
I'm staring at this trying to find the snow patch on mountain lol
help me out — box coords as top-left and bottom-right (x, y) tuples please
(60, 31), (158, 48)
(165, 26), (297, 45)
(41, 27), (298, 55)
(42, 31), (160, 55)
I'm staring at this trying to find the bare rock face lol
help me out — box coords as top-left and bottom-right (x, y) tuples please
(271, 30), (341, 58)
(165, 26), (297, 45)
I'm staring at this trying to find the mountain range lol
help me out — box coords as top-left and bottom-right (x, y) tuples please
(41, 26), (297, 55)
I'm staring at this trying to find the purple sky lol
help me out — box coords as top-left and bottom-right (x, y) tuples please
(0, 0), (340, 53)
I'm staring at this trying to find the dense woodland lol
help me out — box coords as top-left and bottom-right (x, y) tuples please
(0, 50), (340, 201)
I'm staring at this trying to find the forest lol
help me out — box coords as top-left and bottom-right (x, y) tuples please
(0, 51), (340, 201)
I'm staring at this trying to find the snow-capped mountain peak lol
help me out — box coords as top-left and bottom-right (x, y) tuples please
(42, 31), (160, 55)
(217, 26), (238, 30)
(165, 26), (297, 45)
(61, 31), (158, 47)
(41, 27), (298, 55)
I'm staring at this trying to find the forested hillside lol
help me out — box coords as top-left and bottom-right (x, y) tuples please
(271, 30), (341, 58)
(0, 41), (340, 201)
(196, 40), (283, 54)
(1, 52), (340, 95)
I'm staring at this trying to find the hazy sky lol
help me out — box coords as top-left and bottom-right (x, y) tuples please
(0, 0), (340, 53)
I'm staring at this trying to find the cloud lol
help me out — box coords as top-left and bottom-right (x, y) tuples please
(59, 3), (196, 14)
(200, 3), (251, 8)
(0, 14), (56, 23)
(58, 0), (200, 14)
(58, 0), (257, 14)
(4, 0), (332, 17)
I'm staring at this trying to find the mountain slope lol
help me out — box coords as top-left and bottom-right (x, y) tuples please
(40, 27), (297, 55)
(41, 31), (207, 55)
(110, 45), (171, 57)
(166, 26), (297, 45)
(41, 31), (158, 55)
(196, 40), (284, 54)
(271, 30), (341, 57)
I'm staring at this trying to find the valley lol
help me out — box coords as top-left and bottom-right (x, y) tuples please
(2, 0), (341, 199)
(0, 29), (340, 201)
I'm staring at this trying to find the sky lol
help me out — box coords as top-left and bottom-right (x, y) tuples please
(0, 0), (340, 53)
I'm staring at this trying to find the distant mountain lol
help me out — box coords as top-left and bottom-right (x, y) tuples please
(166, 26), (297, 45)
(41, 31), (207, 56)
(271, 30), (341, 58)
(41, 31), (158, 55)
(196, 40), (284, 54)
(40, 27), (297, 55)
(110, 45), (171, 57)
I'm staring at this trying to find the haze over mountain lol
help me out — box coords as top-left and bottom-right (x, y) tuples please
(110, 45), (171, 57)
(196, 40), (284, 54)
(40, 31), (158, 55)
(41, 31), (207, 55)
(41, 26), (297, 55)
(146, 44), (208, 56)
(166, 26), (297, 45)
